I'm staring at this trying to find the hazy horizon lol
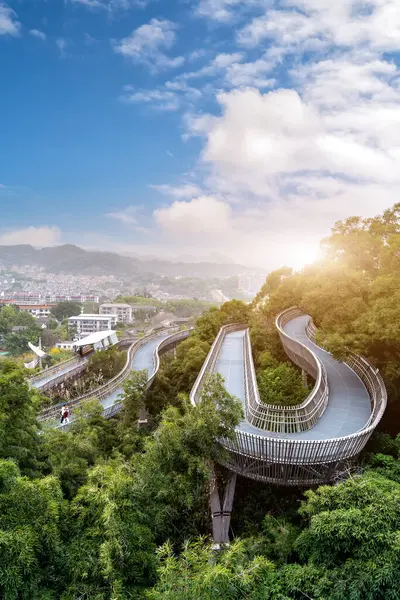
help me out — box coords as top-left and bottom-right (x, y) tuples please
(1, 1), (399, 270)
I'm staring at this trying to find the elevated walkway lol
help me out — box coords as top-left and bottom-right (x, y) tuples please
(39, 329), (190, 426)
(191, 308), (387, 545)
(100, 334), (171, 411)
(30, 358), (85, 390)
(191, 308), (387, 486)
(216, 321), (371, 441)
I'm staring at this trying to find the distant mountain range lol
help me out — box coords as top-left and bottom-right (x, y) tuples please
(0, 245), (265, 280)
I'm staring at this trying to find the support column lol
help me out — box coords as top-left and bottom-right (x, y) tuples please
(301, 369), (307, 387)
(210, 466), (237, 548)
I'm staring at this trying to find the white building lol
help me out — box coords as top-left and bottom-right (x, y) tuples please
(56, 341), (76, 350)
(68, 314), (117, 339)
(100, 303), (133, 324)
(18, 304), (53, 318)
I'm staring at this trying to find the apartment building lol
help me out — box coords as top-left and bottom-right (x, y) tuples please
(68, 314), (117, 339)
(18, 304), (54, 318)
(100, 303), (133, 324)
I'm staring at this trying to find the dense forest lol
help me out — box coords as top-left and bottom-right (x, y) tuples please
(1, 204), (400, 599)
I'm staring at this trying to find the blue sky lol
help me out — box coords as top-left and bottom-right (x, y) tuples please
(1, 0), (400, 268)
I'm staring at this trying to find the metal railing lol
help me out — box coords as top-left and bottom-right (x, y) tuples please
(30, 336), (137, 390)
(190, 324), (247, 406)
(305, 316), (386, 433)
(190, 309), (387, 486)
(40, 328), (191, 424)
(28, 355), (84, 387)
(243, 308), (328, 433)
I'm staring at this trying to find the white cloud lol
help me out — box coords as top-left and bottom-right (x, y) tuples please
(121, 81), (202, 111)
(30, 29), (46, 40)
(224, 56), (276, 88)
(196, 0), (260, 22)
(179, 52), (244, 81)
(107, 205), (141, 225)
(0, 3), (20, 36)
(150, 183), (203, 198)
(179, 47), (400, 266)
(238, 0), (400, 53)
(106, 205), (150, 233)
(154, 196), (233, 237)
(0, 226), (62, 247)
(188, 49), (207, 62)
(149, 0), (399, 267)
(238, 8), (321, 48)
(121, 87), (181, 111)
(175, 52), (275, 90)
(70, 0), (149, 11)
(56, 38), (68, 57)
(114, 19), (184, 71)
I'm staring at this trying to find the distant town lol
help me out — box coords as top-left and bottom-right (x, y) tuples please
(0, 263), (265, 306)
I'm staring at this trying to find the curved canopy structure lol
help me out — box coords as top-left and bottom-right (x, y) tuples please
(28, 341), (47, 359)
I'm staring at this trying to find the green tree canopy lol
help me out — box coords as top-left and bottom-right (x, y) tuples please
(0, 370), (41, 476)
(0, 460), (63, 600)
(258, 363), (310, 407)
(51, 301), (81, 321)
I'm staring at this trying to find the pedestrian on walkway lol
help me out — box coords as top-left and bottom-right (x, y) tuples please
(63, 405), (70, 425)
(60, 405), (66, 424)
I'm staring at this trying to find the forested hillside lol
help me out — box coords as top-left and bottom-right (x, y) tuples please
(255, 203), (400, 432)
(0, 243), (263, 279)
(1, 204), (400, 599)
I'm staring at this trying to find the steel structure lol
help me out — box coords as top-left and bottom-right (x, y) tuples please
(190, 307), (387, 544)
(29, 355), (87, 391)
(191, 307), (386, 486)
(38, 329), (190, 425)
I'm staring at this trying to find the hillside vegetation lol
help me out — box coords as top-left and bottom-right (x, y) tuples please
(255, 203), (400, 431)
(0, 204), (400, 598)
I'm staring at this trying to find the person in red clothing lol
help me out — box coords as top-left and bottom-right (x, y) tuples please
(63, 405), (70, 425)
(60, 405), (70, 425)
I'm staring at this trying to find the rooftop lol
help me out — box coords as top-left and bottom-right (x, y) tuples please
(73, 330), (118, 347)
(101, 303), (131, 309)
(68, 314), (113, 321)
(19, 304), (54, 309)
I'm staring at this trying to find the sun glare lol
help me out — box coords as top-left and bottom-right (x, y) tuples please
(282, 243), (322, 270)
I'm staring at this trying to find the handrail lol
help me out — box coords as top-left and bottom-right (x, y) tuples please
(29, 337), (133, 389)
(243, 308), (329, 432)
(190, 309), (387, 485)
(147, 329), (192, 388)
(38, 331), (165, 421)
(39, 328), (191, 423)
(28, 355), (83, 386)
(305, 316), (386, 433)
(190, 324), (247, 406)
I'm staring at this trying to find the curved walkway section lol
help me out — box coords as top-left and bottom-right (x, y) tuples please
(29, 357), (86, 390)
(190, 310), (386, 486)
(282, 315), (371, 439)
(39, 329), (190, 426)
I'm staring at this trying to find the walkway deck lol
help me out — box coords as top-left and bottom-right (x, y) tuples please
(214, 316), (371, 440)
(100, 333), (170, 409)
(31, 361), (81, 389)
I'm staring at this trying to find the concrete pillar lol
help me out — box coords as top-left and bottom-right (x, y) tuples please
(302, 369), (307, 387)
(210, 466), (237, 547)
